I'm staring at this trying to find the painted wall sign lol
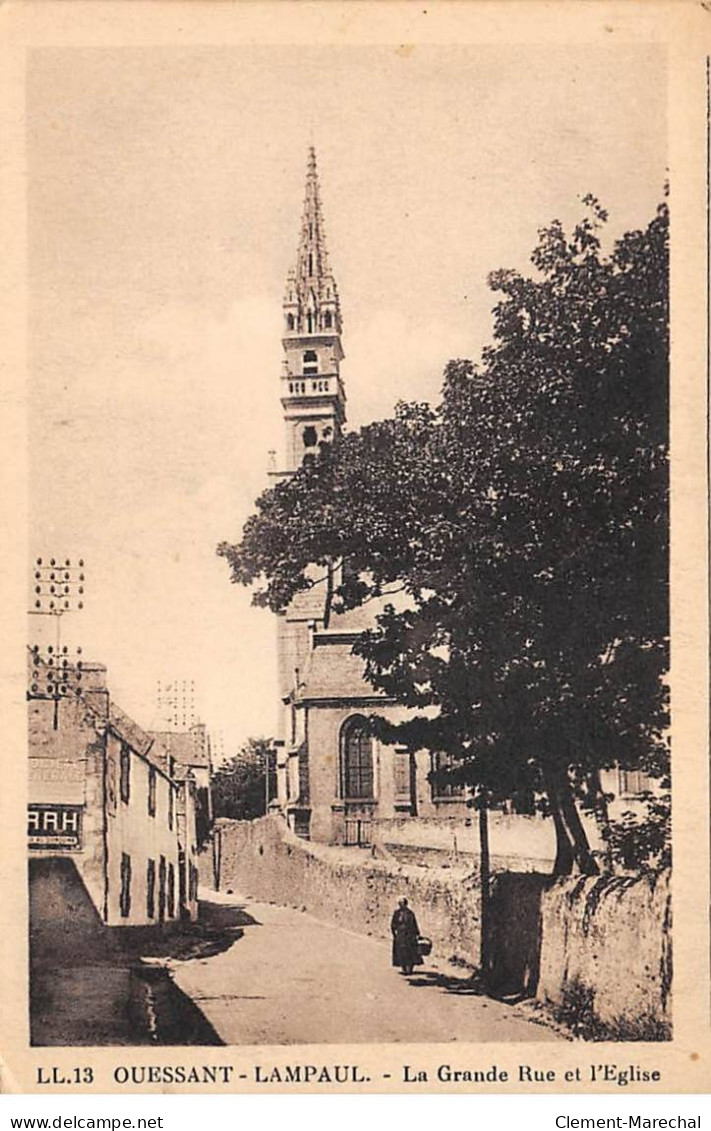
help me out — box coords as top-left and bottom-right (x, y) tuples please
(28, 803), (83, 850)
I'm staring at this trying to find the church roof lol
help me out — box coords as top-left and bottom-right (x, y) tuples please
(297, 632), (388, 703)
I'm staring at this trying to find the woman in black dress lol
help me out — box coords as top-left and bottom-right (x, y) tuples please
(391, 898), (423, 975)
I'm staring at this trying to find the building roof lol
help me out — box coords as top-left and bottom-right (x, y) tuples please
(107, 702), (154, 760)
(298, 632), (387, 703)
(147, 727), (211, 770)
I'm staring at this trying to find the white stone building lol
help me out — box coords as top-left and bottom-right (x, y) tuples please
(28, 652), (200, 927)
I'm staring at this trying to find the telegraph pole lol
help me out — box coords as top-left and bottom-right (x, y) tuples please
(28, 557), (86, 729)
(156, 678), (196, 730)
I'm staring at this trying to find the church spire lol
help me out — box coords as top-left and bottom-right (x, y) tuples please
(284, 147), (342, 338)
(278, 148), (346, 475)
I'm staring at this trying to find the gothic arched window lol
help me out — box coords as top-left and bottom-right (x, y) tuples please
(340, 716), (374, 800)
(324, 310), (332, 329)
(287, 313), (295, 331)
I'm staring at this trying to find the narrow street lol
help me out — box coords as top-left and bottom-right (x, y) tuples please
(166, 891), (563, 1045)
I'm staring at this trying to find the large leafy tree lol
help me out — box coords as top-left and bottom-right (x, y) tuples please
(218, 197), (669, 875)
(211, 737), (275, 821)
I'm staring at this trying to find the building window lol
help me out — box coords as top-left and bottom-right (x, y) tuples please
(158, 855), (166, 922)
(168, 785), (174, 831)
(148, 765), (157, 817)
(303, 426), (318, 449)
(341, 716), (374, 801)
(167, 861), (175, 919)
(618, 768), (655, 796)
(431, 752), (465, 800)
(394, 749), (411, 800)
(298, 743), (310, 804)
(303, 350), (318, 376)
(287, 313), (295, 331)
(146, 858), (155, 919)
(120, 853), (131, 918)
(120, 744), (130, 804)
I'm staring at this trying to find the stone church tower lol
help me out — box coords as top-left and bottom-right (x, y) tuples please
(271, 149), (466, 844)
(272, 148), (350, 834)
(278, 146), (346, 475)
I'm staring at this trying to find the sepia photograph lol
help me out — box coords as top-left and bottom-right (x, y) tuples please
(1, 1), (707, 1097)
(22, 35), (673, 1052)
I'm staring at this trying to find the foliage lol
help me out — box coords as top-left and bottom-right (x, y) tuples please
(218, 196), (669, 875)
(552, 976), (671, 1042)
(211, 737), (275, 821)
(603, 793), (671, 874)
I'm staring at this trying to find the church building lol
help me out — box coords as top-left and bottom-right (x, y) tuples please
(270, 149), (469, 846)
(264, 149), (655, 867)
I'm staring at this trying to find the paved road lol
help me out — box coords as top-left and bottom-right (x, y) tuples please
(168, 891), (562, 1045)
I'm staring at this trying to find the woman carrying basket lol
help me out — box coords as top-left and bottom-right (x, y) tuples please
(391, 898), (424, 976)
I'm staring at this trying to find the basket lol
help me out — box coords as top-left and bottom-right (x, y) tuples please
(417, 935), (433, 957)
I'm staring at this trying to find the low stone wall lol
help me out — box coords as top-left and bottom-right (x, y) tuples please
(536, 871), (672, 1039)
(373, 812), (606, 873)
(215, 816), (482, 966)
(374, 813), (556, 866)
(197, 843), (217, 891)
(215, 817), (671, 1039)
(485, 869), (672, 1038)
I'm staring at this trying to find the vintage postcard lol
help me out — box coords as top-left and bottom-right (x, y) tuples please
(1, 0), (710, 1096)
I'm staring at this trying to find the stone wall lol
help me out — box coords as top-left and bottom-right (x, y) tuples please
(485, 869), (672, 1038)
(215, 817), (671, 1038)
(374, 813), (563, 873)
(535, 871), (672, 1038)
(215, 815), (482, 965)
(197, 844), (217, 890)
(371, 772), (649, 872)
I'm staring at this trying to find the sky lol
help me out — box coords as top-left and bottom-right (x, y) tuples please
(27, 44), (667, 758)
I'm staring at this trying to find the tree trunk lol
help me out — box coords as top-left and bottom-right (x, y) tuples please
(478, 802), (491, 978)
(543, 763), (576, 876)
(323, 558), (334, 629)
(588, 766), (613, 870)
(544, 762), (599, 876)
(554, 763), (599, 875)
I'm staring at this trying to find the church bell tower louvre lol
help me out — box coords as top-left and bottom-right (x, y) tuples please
(277, 146), (347, 477)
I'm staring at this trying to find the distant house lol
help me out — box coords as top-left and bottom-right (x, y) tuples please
(148, 723), (213, 847)
(28, 651), (200, 927)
